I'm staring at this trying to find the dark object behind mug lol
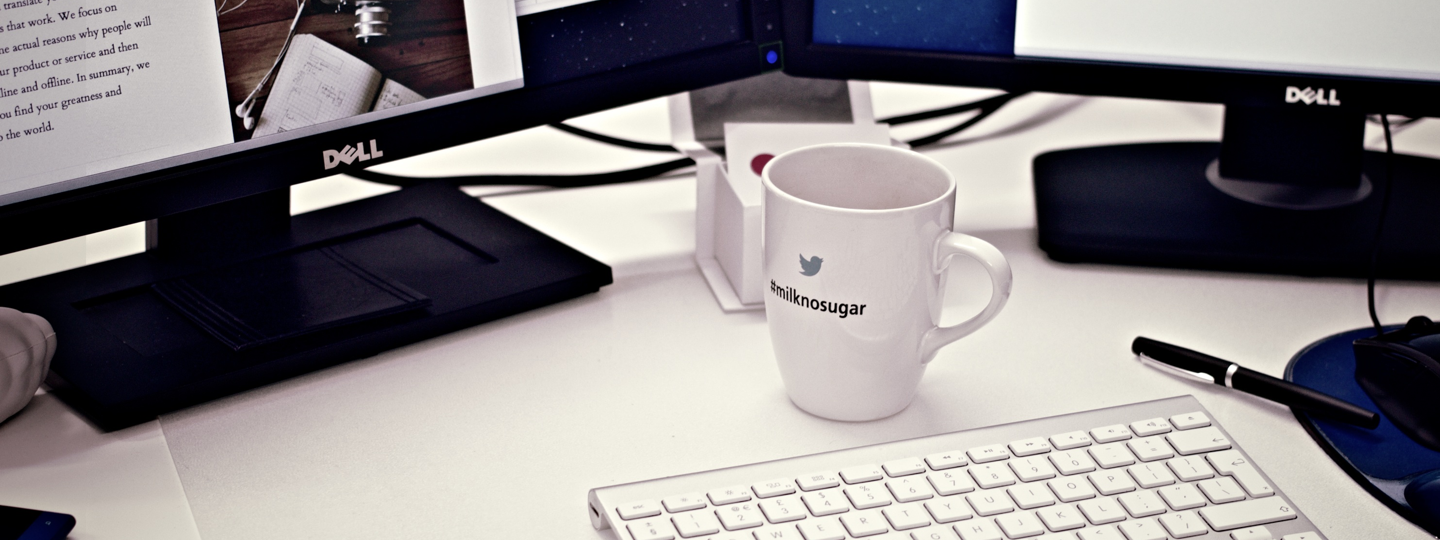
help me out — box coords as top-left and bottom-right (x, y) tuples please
(1287, 326), (1440, 536)
(1354, 316), (1440, 453)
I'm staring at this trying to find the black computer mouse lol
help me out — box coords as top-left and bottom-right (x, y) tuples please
(1406, 469), (1440, 533)
(1354, 316), (1440, 452)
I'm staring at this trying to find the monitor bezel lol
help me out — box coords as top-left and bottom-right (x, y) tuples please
(781, 0), (1440, 119)
(0, 4), (772, 256)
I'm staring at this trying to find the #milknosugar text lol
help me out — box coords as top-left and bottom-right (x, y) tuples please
(771, 280), (866, 318)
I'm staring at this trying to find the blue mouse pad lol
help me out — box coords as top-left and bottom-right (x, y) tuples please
(1286, 326), (1440, 528)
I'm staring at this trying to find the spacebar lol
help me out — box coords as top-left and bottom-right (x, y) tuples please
(1198, 499), (1298, 530)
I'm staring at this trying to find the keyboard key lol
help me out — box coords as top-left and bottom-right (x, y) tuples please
(1157, 510), (1208, 538)
(1117, 490), (1166, 517)
(1127, 463), (1177, 488)
(1088, 471), (1137, 495)
(1050, 431), (1093, 450)
(798, 471), (841, 491)
(966, 489), (1016, 516)
(1117, 518), (1166, 540)
(709, 486), (753, 505)
(953, 519), (1004, 540)
(1088, 443), (1136, 469)
(1130, 418), (1173, 437)
(1166, 426), (1231, 455)
(1170, 412), (1211, 430)
(628, 518), (677, 540)
(1196, 477), (1246, 504)
(802, 487), (850, 516)
(925, 451), (968, 470)
(760, 495), (807, 523)
(1036, 533), (1078, 540)
(1126, 437), (1175, 462)
(1157, 483), (1206, 510)
(847, 483), (894, 509)
(1011, 457), (1058, 482)
(912, 524), (962, 540)
(967, 444), (1009, 463)
(995, 511), (1046, 538)
(1090, 425), (1132, 443)
(1076, 525), (1122, 539)
(842, 465), (886, 484)
(1197, 498), (1298, 530)
(708, 533), (755, 540)
(618, 499), (662, 520)
(927, 470), (977, 496)
(887, 476), (936, 502)
(1037, 503), (1086, 531)
(753, 524), (804, 540)
(672, 511), (721, 538)
(755, 478), (798, 498)
(663, 493), (707, 513)
(1166, 456), (1216, 482)
(1281, 532), (1322, 540)
(841, 509), (890, 537)
(1008, 484), (1057, 509)
(1208, 450), (1275, 498)
(883, 502), (933, 530)
(1078, 496), (1127, 525)
(717, 503), (765, 530)
(924, 497), (974, 523)
(884, 458), (928, 477)
(1050, 450), (1098, 476)
(1048, 477), (1097, 502)
(797, 517), (847, 540)
(1010, 437), (1053, 457)
(970, 463), (1017, 489)
(1230, 526), (1273, 540)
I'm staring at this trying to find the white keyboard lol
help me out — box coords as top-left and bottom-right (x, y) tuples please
(588, 396), (1323, 540)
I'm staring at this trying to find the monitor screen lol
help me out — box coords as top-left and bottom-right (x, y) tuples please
(811, 0), (1440, 83)
(0, 0), (754, 211)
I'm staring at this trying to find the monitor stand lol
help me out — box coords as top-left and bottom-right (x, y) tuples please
(1034, 105), (1440, 280)
(0, 182), (611, 431)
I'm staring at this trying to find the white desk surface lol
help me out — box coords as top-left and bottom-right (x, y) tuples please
(2, 84), (1438, 540)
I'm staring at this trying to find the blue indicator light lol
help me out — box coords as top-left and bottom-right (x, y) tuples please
(766, 50), (779, 64)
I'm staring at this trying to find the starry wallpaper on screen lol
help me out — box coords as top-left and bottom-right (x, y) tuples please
(519, 0), (749, 87)
(812, 0), (1017, 56)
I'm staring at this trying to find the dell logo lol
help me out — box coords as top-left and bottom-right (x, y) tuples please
(322, 139), (384, 170)
(1285, 86), (1341, 106)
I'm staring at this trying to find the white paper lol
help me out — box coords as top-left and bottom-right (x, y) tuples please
(371, 79), (425, 112)
(0, 0), (232, 198)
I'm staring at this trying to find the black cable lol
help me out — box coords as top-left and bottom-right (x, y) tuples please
(355, 92), (1026, 188)
(880, 91), (1028, 126)
(346, 157), (695, 189)
(1367, 114), (1396, 336)
(548, 123), (680, 153)
(905, 93), (1023, 148)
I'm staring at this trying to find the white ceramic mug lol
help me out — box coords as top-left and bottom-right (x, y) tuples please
(761, 143), (1012, 421)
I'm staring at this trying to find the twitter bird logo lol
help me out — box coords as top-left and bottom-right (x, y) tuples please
(799, 254), (824, 276)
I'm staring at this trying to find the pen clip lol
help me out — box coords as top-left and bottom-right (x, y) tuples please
(1137, 353), (1216, 384)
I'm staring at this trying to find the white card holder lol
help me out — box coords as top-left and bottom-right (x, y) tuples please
(669, 75), (905, 311)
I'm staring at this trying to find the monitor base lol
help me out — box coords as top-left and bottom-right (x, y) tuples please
(0, 182), (611, 431)
(1034, 142), (1440, 280)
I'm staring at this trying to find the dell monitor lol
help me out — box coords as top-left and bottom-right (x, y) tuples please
(0, 0), (783, 430)
(781, 0), (1440, 279)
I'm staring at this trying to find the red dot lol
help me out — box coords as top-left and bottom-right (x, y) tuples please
(751, 154), (775, 176)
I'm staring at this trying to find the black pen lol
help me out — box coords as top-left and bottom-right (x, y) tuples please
(1132, 336), (1380, 429)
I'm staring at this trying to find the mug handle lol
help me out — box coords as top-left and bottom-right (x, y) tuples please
(918, 232), (1013, 364)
